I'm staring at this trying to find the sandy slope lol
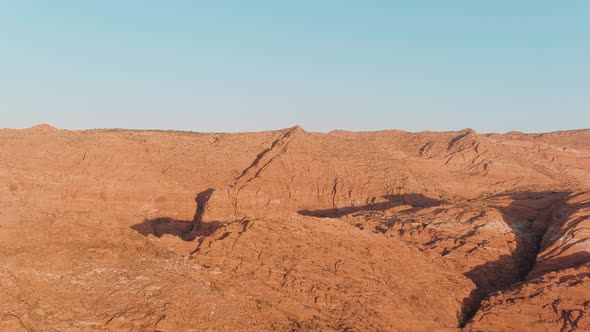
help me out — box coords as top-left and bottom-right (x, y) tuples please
(0, 124), (589, 331)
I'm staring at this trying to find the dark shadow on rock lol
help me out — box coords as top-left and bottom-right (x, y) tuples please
(130, 217), (225, 241)
(458, 190), (590, 327)
(534, 251), (590, 279)
(131, 188), (222, 241)
(297, 193), (445, 218)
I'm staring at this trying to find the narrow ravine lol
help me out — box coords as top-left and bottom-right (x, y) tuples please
(459, 193), (568, 328)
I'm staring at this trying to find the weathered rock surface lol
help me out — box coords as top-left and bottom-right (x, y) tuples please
(0, 125), (589, 330)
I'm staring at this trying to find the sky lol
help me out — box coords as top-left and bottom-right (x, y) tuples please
(1, 1), (589, 133)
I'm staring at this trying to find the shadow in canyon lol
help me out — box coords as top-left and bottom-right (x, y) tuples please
(458, 190), (590, 327)
(298, 193), (445, 218)
(536, 251), (590, 281)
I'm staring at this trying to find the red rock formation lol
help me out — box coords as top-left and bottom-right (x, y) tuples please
(0, 125), (588, 331)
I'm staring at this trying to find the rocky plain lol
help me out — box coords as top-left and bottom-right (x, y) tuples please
(1, 124), (589, 331)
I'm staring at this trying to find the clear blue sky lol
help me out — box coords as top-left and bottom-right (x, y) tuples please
(1, 1), (589, 133)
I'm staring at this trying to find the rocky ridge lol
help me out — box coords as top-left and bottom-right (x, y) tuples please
(0, 125), (589, 331)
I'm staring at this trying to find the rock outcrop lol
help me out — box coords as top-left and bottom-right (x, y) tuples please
(0, 125), (589, 331)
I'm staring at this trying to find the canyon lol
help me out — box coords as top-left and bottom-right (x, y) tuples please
(1, 124), (589, 331)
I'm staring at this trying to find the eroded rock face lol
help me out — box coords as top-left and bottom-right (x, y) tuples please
(466, 192), (590, 332)
(0, 125), (589, 331)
